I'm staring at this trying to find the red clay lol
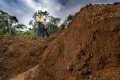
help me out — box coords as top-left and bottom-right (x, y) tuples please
(0, 36), (54, 80)
(27, 3), (120, 80)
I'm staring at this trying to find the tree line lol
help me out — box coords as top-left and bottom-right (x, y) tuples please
(0, 10), (74, 36)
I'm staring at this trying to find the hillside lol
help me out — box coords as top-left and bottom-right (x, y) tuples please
(0, 36), (55, 80)
(25, 3), (120, 80)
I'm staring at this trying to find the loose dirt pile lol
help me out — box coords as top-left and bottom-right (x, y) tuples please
(10, 65), (39, 80)
(26, 3), (120, 80)
(0, 36), (55, 80)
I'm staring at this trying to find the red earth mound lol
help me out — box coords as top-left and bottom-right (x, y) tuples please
(26, 3), (120, 80)
(0, 36), (54, 80)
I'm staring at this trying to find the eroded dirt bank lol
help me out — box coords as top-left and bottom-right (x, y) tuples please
(0, 36), (55, 80)
(26, 3), (120, 80)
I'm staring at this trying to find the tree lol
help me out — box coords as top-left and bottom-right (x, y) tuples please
(47, 16), (60, 35)
(12, 24), (26, 35)
(68, 15), (74, 22)
(22, 28), (33, 36)
(8, 16), (19, 35)
(60, 14), (74, 30)
(0, 10), (25, 35)
(33, 10), (49, 19)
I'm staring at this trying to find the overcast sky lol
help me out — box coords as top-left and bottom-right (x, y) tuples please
(0, 0), (120, 28)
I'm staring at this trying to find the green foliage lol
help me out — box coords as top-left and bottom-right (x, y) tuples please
(23, 30), (33, 36)
(47, 23), (59, 35)
(60, 14), (74, 30)
(10, 16), (18, 23)
(0, 10), (26, 35)
(49, 16), (60, 25)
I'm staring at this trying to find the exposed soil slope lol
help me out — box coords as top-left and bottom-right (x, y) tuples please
(10, 65), (38, 80)
(27, 3), (120, 80)
(0, 36), (54, 80)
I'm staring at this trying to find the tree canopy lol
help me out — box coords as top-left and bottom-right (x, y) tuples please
(0, 10), (26, 35)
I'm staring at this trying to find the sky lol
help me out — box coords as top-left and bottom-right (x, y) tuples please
(0, 0), (120, 28)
